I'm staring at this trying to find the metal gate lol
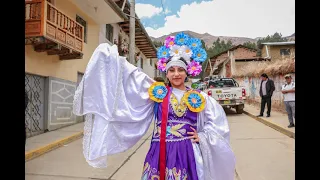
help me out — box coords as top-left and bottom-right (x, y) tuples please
(25, 73), (45, 137)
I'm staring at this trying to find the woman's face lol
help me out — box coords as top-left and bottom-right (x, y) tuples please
(166, 66), (187, 87)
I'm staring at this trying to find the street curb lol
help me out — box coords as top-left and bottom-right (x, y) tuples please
(243, 111), (295, 139)
(25, 131), (84, 162)
(235, 168), (242, 180)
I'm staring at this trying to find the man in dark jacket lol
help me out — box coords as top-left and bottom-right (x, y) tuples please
(25, 91), (29, 145)
(257, 73), (275, 117)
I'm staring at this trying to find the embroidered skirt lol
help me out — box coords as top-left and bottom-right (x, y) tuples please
(141, 139), (198, 180)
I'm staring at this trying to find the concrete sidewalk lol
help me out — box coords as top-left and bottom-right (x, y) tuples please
(25, 122), (84, 161)
(243, 103), (295, 138)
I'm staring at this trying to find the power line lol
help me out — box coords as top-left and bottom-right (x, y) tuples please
(160, 0), (167, 19)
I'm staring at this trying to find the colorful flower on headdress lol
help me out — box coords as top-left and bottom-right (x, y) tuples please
(148, 82), (168, 102)
(180, 45), (193, 61)
(157, 46), (170, 59)
(188, 38), (202, 49)
(165, 36), (175, 48)
(156, 33), (208, 76)
(157, 58), (168, 71)
(187, 61), (202, 76)
(170, 45), (182, 57)
(192, 47), (207, 63)
(183, 90), (205, 112)
(174, 32), (190, 46)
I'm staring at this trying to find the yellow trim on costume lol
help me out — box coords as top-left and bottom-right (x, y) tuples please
(148, 82), (167, 103)
(170, 93), (188, 117)
(183, 90), (206, 112)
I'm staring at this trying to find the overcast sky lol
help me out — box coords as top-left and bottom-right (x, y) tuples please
(135, 0), (295, 38)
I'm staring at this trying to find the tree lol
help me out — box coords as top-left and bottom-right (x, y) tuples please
(198, 38), (235, 79)
(201, 39), (207, 50)
(206, 38), (234, 58)
(193, 40), (210, 79)
(153, 41), (163, 48)
(226, 40), (233, 49)
(243, 41), (257, 50)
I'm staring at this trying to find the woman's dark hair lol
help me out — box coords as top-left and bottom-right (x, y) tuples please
(166, 56), (189, 87)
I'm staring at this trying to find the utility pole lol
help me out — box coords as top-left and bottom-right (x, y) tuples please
(129, 0), (135, 64)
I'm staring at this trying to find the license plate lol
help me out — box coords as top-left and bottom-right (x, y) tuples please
(224, 100), (231, 104)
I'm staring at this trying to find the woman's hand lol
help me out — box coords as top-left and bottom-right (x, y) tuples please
(187, 127), (200, 143)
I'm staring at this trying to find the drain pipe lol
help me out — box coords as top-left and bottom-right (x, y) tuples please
(265, 45), (270, 59)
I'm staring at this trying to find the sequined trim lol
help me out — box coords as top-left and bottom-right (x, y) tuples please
(151, 137), (191, 142)
(170, 93), (188, 117)
(141, 162), (188, 180)
(157, 119), (197, 127)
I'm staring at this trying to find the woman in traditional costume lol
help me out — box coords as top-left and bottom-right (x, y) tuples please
(73, 32), (235, 180)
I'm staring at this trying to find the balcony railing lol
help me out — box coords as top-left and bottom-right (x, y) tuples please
(25, 0), (84, 53)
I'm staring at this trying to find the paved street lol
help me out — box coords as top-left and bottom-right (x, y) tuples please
(227, 108), (295, 180)
(25, 109), (294, 180)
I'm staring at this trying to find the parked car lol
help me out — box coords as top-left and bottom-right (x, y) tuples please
(191, 80), (207, 90)
(197, 83), (207, 91)
(204, 77), (246, 114)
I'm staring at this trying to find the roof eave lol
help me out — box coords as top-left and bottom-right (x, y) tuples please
(105, 0), (129, 21)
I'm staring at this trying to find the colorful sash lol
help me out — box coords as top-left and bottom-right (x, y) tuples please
(159, 86), (170, 180)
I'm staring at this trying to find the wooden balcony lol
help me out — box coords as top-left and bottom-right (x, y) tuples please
(25, 0), (84, 60)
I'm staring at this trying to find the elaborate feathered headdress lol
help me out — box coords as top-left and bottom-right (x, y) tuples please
(156, 32), (207, 76)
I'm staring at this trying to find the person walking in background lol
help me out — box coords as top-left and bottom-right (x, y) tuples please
(257, 73), (275, 117)
(281, 74), (295, 128)
(25, 90), (29, 145)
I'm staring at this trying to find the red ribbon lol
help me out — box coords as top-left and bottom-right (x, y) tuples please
(159, 86), (170, 180)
